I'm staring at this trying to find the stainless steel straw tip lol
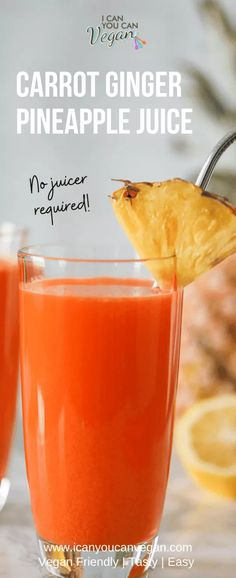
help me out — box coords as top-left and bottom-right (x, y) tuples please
(196, 129), (236, 190)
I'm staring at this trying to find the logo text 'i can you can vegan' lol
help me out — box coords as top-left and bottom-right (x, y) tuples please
(87, 15), (147, 48)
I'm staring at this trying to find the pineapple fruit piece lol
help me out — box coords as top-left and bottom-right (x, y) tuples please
(111, 178), (236, 287)
(178, 255), (236, 413)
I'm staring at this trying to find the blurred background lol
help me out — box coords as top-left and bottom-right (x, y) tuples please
(1, 0), (236, 577)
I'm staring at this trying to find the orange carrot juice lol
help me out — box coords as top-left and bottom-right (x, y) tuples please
(20, 277), (181, 547)
(0, 259), (19, 479)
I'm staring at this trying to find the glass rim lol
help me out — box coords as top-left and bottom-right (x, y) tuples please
(18, 243), (176, 264)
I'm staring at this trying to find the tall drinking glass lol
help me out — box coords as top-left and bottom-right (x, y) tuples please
(18, 245), (183, 577)
(0, 224), (27, 510)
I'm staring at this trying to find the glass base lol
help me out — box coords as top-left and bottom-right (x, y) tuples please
(38, 534), (159, 578)
(0, 478), (10, 511)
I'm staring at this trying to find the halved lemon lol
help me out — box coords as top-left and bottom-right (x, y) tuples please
(111, 178), (236, 286)
(175, 394), (236, 499)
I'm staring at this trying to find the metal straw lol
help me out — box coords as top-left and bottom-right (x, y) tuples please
(196, 129), (236, 189)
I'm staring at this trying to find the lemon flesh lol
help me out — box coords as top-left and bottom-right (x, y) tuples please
(175, 394), (236, 499)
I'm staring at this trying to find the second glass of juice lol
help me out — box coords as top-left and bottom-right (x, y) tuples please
(0, 224), (26, 511)
(18, 246), (183, 577)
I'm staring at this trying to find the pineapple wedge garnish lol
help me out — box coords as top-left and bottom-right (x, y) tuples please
(111, 178), (236, 287)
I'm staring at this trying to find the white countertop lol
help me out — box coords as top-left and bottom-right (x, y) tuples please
(0, 418), (235, 578)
